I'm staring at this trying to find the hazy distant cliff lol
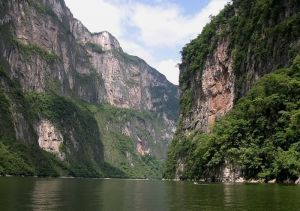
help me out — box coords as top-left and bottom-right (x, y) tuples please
(3, 0), (178, 117)
(0, 0), (178, 178)
(165, 0), (300, 182)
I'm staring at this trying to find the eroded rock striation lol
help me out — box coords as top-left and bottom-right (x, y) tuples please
(165, 0), (300, 182)
(182, 39), (235, 133)
(0, 0), (178, 178)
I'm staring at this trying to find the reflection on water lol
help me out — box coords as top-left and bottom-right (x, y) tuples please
(1, 177), (300, 211)
(32, 178), (105, 210)
(223, 184), (232, 208)
(31, 179), (170, 210)
(32, 179), (61, 210)
(101, 179), (169, 211)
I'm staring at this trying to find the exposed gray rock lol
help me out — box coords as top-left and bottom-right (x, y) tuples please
(0, 0), (179, 170)
(171, 0), (300, 181)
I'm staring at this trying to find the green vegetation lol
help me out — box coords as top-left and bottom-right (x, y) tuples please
(0, 64), (35, 143)
(0, 76), (166, 178)
(179, 0), (300, 117)
(1, 61), (101, 177)
(0, 0), (173, 179)
(28, 0), (57, 17)
(165, 57), (300, 182)
(25, 92), (106, 177)
(85, 42), (103, 54)
(122, 52), (141, 65)
(0, 142), (34, 176)
(0, 63), (166, 178)
(0, 141), (66, 177)
(110, 49), (141, 66)
(83, 103), (165, 178)
(0, 65), (65, 177)
(109, 49), (179, 122)
(74, 71), (104, 90)
(12, 39), (59, 62)
(0, 88), (15, 142)
(167, 0), (300, 181)
(27, 0), (73, 38)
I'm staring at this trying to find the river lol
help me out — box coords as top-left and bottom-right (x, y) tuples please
(1, 177), (300, 210)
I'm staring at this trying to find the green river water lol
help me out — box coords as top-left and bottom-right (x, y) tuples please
(0, 177), (300, 210)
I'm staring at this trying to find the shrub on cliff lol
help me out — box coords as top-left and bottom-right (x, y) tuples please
(165, 56), (300, 181)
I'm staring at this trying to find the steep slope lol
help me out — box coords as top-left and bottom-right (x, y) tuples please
(0, 0), (179, 178)
(165, 0), (300, 181)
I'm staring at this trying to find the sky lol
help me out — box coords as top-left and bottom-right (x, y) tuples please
(64, 0), (229, 85)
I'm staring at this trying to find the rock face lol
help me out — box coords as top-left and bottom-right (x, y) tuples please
(179, 1), (300, 134)
(36, 120), (64, 160)
(210, 161), (243, 183)
(183, 39), (234, 133)
(2, 0), (178, 117)
(0, 0), (179, 177)
(175, 159), (185, 180)
(136, 140), (150, 156)
(202, 40), (234, 130)
(166, 0), (300, 181)
(4, 0), (178, 126)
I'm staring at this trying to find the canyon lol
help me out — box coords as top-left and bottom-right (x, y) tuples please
(0, 0), (178, 178)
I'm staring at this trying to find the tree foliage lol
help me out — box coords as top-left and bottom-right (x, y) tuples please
(165, 57), (300, 181)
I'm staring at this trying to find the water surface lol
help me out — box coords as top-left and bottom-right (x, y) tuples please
(0, 177), (300, 210)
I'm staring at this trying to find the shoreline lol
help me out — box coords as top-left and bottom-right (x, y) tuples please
(0, 174), (157, 181)
(2, 175), (299, 184)
(164, 177), (300, 185)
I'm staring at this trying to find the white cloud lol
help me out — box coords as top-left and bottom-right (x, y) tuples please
(64, 0), (230, 85)
(130, 4), (184, 47)
(156, 59), (180, 85)
(119, 39), (154, 64)
(130, 0), (229, 48)
(64, 0), (124, 37)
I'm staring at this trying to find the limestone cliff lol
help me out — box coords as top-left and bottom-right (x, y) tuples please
(165, 0), (300, 181)
(179, 1), (300, 134)
(36, 120), (64, 160)
(181, 39), (235, 133)
(0, 0), (178, 178)
(2, 0), (178, 118)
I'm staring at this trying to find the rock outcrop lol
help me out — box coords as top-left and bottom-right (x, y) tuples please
(0, 0), (179, 178)
(165, 0), (300, 181)
(209, 161), (243, 183)
(3, 0), (178, 117)
(179, 0), (300, 134)
(36, 120), (64, 160)
(182, 39), (234, 133)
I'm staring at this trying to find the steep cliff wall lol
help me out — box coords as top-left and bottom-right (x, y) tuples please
(179, 0), (300, 133)
(165, 0), (300, 181)
(1, 0), (178, 118)
(0, 0), (178, 178)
